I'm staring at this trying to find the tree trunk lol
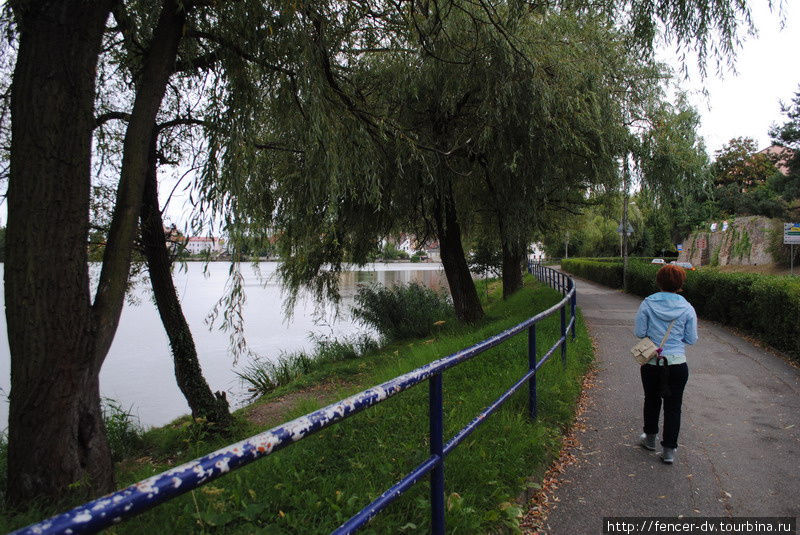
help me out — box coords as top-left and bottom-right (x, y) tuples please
(93, 0), (187, 360)
(433, 184), (484, 323)
(140, 130), (233, 429)
(501, 239), (525, 299)
(5, 0), (186, 506)
(494, 204), (524, 299)
(622, 154), (631, 292)
(5, 1), (115, 506)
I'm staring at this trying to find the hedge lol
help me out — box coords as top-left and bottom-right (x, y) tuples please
(561, 258), (800, 362)
(560, 259), (623, 289)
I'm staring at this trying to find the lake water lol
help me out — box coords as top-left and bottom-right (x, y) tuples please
(0, 262), (447, 430)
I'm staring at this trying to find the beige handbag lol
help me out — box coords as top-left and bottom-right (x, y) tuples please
(631, 320), (675, 365)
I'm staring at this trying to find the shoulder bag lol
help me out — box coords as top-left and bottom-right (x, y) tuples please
(631, 320), (676, 366)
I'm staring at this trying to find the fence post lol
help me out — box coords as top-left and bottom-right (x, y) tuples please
(560, 304), (567, 367)
(429, 374), (445, 535)
(528, 325), (538, 420)
(570, 280), (577, 340)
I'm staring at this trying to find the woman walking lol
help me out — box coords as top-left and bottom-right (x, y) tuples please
(634, 264), (698, 464)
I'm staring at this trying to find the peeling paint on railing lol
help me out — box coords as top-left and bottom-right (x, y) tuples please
(12, 264), (576, 535)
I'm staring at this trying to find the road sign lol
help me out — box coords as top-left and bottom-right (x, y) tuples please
(676, 244), (683, 252)
(784, 223), (800, 245)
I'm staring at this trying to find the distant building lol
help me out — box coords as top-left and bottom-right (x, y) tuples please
(528, 242), (545, 262)
(383, 234), (441, 260)
(184, 236), (225, 255)
(424, 240), (441, 262)
(757, 145), (795, 176)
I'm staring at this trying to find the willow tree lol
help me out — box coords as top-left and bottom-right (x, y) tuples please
(219, 0), (757, 313)
(466, 12), (665, 298)
(637, 97), (713, 243)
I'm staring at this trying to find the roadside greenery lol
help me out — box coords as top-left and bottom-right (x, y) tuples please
(543, 86), (800, 262)
(236, 333), (380, 399)
(562, 259), (800, 362)
(0, 277), (594, 533)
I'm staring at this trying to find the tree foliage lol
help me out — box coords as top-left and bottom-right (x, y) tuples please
(769, 86), (800, 206)
(711, 137), (778, 188)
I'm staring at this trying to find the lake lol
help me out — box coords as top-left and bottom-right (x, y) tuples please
(0, 262), (447, 430)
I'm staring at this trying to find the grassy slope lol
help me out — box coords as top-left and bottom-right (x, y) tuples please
(2, 277), (594, 534)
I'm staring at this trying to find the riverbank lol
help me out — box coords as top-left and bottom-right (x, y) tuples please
(1, 276), (595, 534)
(0, 262), (449, 429)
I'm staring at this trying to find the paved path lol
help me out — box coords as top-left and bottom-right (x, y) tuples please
(540, 274), (800, 534)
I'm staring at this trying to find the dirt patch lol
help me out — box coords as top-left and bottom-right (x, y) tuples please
(243, 379), (355, 428)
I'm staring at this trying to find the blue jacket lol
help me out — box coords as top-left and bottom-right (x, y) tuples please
(634, 292), (698, 364)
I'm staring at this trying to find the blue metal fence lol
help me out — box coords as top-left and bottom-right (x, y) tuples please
(12, 265), (577, 535)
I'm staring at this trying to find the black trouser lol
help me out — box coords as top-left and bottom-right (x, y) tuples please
(641, 362), (689, 449)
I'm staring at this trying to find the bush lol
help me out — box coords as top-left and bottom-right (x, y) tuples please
(351, 282), (454, 342)
(749, 277), (800, 358)
(561, 258), (623, 288)
(625, 260), (659, 296)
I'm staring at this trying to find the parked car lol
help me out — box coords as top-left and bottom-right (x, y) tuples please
(669, 261), (695, 271)
(650, 258), (666, 264)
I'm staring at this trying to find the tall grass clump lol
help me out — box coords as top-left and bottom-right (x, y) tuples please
(102, 398), (144, 461)
(236, 333), (379, 399)
(351, 282), (454, 342)
(0, 431), (7, 504)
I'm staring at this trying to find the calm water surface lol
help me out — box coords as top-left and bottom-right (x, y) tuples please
(0, 262), (446, 429)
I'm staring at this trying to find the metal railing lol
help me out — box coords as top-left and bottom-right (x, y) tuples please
(13, 265), (577, 535)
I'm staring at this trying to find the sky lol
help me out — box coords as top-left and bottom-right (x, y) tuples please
(658, 1), (800, 155)
(1, 3), (800, 228)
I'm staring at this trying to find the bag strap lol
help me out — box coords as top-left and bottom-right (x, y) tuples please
(657, 320), (677, 351)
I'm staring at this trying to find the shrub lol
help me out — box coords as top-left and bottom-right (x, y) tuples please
(351, 282), (454, 342)
(561, 258), (623, 288)
(750, 277), (800, 358)
(625, 260), (659, 296)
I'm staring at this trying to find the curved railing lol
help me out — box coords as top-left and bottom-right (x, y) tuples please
(12, 264), (577, 535)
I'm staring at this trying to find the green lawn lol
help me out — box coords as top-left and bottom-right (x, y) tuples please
(2, 276), (594, 534)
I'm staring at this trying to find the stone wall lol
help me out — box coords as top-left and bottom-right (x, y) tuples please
(677, 216), (779, 267)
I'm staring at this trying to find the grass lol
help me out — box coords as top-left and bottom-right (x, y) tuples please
(1, 275), (594, 534)
(102, 398), (146, 462)
(235, 333), (380, 399)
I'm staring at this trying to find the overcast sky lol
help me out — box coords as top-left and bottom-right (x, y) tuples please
(660, 1), (800, 155)
(2, 3), (799, 228)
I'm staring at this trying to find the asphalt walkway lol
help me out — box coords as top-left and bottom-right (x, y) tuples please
(539, 273), (800, 534)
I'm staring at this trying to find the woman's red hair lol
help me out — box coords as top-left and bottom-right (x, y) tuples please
(656, 264), (686, 292)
